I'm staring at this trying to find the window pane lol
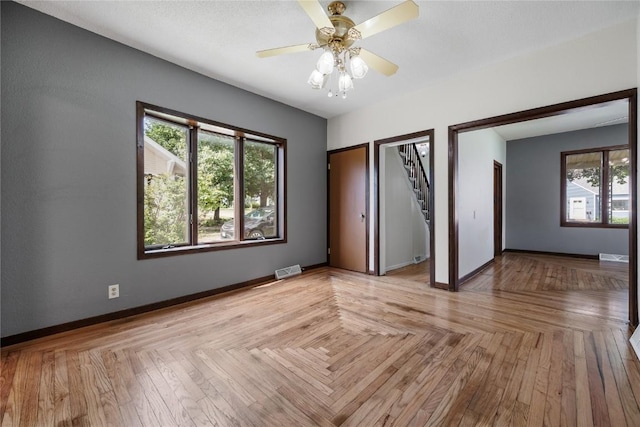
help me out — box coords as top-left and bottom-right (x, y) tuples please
(143, 117), (189, 248)
(565, 152), (601, 223)
(244, 140), (278, 240)
(197, 130), (235, 243)
(609, 149), (630, 224)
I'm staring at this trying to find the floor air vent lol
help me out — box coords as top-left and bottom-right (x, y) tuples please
(275, 264), (302, 280)
(599, 253), (629, 263)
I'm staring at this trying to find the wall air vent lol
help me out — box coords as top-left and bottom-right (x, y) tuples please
(275, 264), (302, 280)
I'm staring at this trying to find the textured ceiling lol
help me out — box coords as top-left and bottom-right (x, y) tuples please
(16, 0), (640, 121)
(494, 100), (630, 141)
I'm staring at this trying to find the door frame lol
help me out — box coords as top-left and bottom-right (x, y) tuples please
(493, 160), (503, 257)
(374, 129), (438, 287)
(327, 143), (370, 272)
(448, 88), (638, 327)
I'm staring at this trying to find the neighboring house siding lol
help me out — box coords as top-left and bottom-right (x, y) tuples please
(506, 124), (628, 256)
(566, 181), (598, 221)
(144, 136), (187, 177)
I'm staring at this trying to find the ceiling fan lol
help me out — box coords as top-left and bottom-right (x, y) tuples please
(257, 0), (419, 98)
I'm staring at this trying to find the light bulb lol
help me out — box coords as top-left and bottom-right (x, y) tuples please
(307, 70), (327, 89)
(338, 72), (353, 92)
(316, 51), (334, 75)
(350, 56), (368, 79)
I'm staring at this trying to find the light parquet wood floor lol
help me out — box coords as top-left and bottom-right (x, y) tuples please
(2, 252), (639, 426)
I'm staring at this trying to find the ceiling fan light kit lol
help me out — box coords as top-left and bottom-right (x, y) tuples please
(257, 0), (418, 99)
(309, 45), (361, 99)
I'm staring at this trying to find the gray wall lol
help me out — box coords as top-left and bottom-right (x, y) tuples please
(1, 2), (327, 337)
(506, 124), (628, 256)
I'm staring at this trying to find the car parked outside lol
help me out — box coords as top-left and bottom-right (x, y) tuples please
(220, 206), (276, 240)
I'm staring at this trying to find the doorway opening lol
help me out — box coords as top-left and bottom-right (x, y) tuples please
(448, 88), (637, 327)
(374, 129), (437, 288)
(494, 161), (503, 258)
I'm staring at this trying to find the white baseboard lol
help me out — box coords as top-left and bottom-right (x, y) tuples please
(631, 328), (640, 361)
(599, 253), (629, 263)
(386, 261), (414, 272)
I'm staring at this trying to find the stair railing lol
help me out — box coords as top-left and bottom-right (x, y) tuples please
(398, 144), (430, 222)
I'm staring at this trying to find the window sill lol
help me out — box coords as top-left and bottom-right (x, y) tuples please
(138, 237), (286, 259)
(561, 222), (629, 229)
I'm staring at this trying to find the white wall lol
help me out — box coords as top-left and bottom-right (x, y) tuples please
(632, 9), (640, 353)
(637, 12), (639, 321)
(381, 147), (429, 273)
(327, 19), (638, 285)
(458, 129), (506, 277)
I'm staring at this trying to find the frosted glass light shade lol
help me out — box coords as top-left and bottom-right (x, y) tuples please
(338, 72), (353, 92)
(307, 70), (327, 89)
(316, 51), (335, 75)
(350, 56), (368, 79)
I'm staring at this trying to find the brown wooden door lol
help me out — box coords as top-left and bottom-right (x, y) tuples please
(494, 161), (503, 257)
(329, 146), (368, 273)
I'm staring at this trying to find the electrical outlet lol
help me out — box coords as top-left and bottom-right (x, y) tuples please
(108, 284), (119, 299)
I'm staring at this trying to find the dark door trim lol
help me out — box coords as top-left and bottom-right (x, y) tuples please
(448, 88), (638, 327)
(494, 161), (503, 257)
(373, 129), (436, 287)
(327, 143), (370, 272)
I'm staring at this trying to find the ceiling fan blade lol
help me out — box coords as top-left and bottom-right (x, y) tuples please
(359, 49), (399, 76)
(297, 0), (335, 34)
(350, 0), (418, 40)
(256, 44), (314, 58)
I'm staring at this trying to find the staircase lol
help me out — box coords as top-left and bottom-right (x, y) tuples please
(398, 144), (430, 222)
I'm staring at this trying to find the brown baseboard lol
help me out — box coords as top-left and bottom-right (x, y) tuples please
(458, 259), (495, 287)
(503, 248), (599, 260)
(433, 282), (449, 290)
(1, 262), (328, 348)
(302, 262), (329, 272)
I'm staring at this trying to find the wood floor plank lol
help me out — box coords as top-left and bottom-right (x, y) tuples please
(134, 361), (181, 427)
(1, 253), (639, 426)
(583, 332), (611, 426)
(65, 350), (89, 426)
(560, 329), (577, 427)
(543, 330), (565, 427)
(52, 350), (72, 427)
(36, 350), (55, 426)
(199, 372), (263, 427)
(136, 350), (196, 427)
(389, 333), (482, 423)
(574, 331), (595, 427)
(592, 330), (627, 426)
(0, 351), (19, 423)
(1, 351), (30, 427)
(77, 351), (109, 426)
(604, 329), (640, 427)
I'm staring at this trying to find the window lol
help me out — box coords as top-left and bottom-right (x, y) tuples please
(137, 102), (286, 258)
(561, 145), (629, 228)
